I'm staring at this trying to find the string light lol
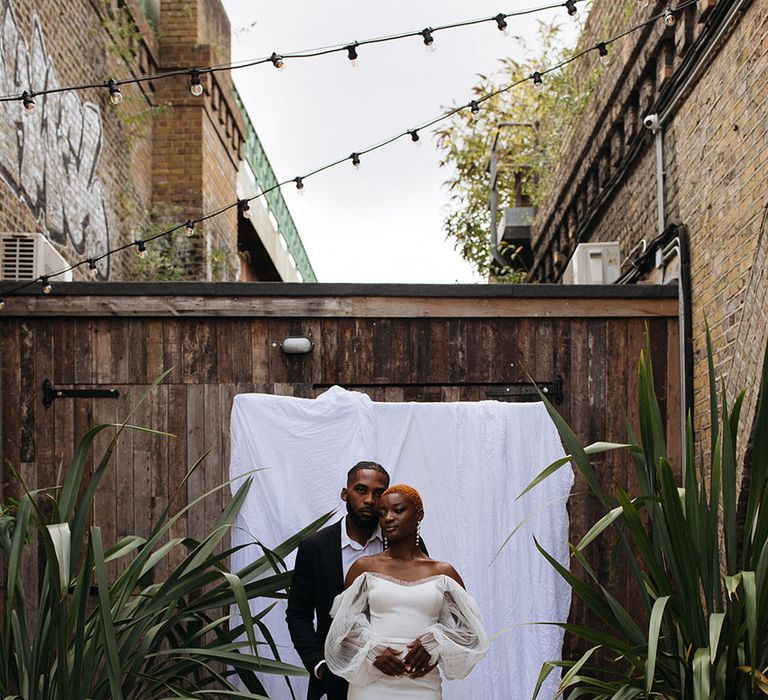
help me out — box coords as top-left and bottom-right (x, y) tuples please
(346, 43), (358, 67)
(421, 28), (436, 52)
(408, 129), (421, 144)
(22, 91), (35, 112)
(239, 199), (251, 219)
(597, 42), (610, 65)
(136, 240), (147, 258)
(469, 100), (480, 117)
(532, 71), (543, 88)
(87, 258), (98, 277)
(565, 0), (578, 19)
(107, 79), (123, 105)
(0, 0), (701, 304)
(2, 0), (703, 111)
(663, 7), (676, 26)
(494, 13), (509, 35)
(270, 52), (285, 70)
(190, 68), (204, 96)
(0, 297), (5, 311)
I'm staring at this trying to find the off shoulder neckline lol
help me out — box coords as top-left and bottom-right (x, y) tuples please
(364, 571), (449, 587)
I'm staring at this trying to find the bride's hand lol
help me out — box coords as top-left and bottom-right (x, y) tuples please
(373, 647), (407, 676)
(404, 639), (434, 677)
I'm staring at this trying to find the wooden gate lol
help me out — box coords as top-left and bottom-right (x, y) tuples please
(0, 282), (680, 656)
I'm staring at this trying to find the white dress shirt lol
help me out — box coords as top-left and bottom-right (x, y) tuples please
(340, 516), (384, 579)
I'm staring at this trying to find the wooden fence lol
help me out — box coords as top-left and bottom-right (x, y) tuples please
(0, 282), (680, 657)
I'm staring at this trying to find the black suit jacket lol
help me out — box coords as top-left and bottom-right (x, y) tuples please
(286, 520), (347, 700)
(286, 520), (428, 700)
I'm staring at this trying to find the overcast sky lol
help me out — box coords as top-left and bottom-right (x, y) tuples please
(221, 1), (582, 283)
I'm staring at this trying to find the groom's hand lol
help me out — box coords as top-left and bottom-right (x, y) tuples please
(404, 639), (434, 677)
(373, 647), (407, 676)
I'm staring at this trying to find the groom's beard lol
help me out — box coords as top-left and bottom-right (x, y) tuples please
(346, 502), (379, 530)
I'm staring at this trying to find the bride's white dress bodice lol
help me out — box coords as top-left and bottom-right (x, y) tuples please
(325, 572), (488, 699)
(367, 573), (443, 640)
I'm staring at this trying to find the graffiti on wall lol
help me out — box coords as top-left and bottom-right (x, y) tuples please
(0, 0), (110, 276)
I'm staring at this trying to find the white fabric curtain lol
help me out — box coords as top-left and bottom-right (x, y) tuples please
(230, 386), (573, 700)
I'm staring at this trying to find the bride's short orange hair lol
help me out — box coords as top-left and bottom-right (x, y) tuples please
(382, 483), (424, 513)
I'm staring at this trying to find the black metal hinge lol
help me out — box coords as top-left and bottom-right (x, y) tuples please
(42, 379), (120, 409)
(485, 376), (563, 404)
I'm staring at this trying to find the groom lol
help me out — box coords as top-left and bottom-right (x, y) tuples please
(286, 461), (390, 700)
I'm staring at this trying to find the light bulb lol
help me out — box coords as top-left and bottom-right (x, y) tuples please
(22, 91), (35, 112)
(351, 153), (361, 169)
(532, 71), (543, 89)
(663, 8), (676, 26)
(270, 52), (285, 70)
(190, 68), (203, 96)
(0, 297), (5, 311)
(346, 44), (358, 67)
(494, 13), (509, 36)
(469, 100), (480, 119)
(87, 259), (99, 278)
(598, 42), (610, 65)
(295, 177), (305, 194)
(185, 219), (195, 237)
(107, 79), (123, 105)
(565, 0), (578, 20)
(41, 278), (52, 294)
(421, 28), (435, 52)
(409, 129), (422, 146)
(137, 241), (147, 259)
(239, 199), (251, 219)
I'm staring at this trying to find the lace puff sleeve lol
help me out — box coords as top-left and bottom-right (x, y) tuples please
(324, 574), (489, 684)
(324, 574), (383, 686)
(419, 576), (489, 680)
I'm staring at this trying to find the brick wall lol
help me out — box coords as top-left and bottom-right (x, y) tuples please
(0, 0), (244, 281)
(532, 0), (768, 456)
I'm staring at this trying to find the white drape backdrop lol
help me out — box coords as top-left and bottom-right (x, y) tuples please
(230, 386), (573, 700)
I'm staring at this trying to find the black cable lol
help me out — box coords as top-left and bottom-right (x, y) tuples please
(0, 0), (588, 103)
(0, 0), (697, 303)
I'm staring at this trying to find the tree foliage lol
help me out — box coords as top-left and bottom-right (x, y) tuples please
(435, 20), (597, 280)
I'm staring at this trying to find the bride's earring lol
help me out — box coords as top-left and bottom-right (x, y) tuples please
(416, 522), (421, 548)
(383, 535), (388, 550)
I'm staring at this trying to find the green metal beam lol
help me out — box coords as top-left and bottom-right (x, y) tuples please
(232, 88), (317, 282)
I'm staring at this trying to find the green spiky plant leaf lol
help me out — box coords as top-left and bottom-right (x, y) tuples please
(524, 329), (768, 698)
(0, 372), (333, 699)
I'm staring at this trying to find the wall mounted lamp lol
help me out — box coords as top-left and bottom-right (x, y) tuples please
(279, 336), (315, 354)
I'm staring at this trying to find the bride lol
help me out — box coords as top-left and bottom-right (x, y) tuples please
(324, 484), (488, 699)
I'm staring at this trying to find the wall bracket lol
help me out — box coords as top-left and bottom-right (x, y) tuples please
(42, 379), (120, 409)
(485, 376), (563, 404)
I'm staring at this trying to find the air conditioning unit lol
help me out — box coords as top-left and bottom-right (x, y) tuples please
(0, 233), (72, 281)
(562, 242), (621, 284)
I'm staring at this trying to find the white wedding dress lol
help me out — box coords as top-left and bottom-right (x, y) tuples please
(325, 572), (488, 699)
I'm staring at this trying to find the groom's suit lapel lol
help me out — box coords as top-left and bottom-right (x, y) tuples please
(324, 520), (344, 595)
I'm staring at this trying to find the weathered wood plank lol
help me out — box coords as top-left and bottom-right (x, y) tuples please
(52, 318), (74, 385)
(166, 384), (188, 572)
(186, 384), (207, 543)
(19, 321), (35, 464)
(4, 295), (679, 318)
(115, 389), (135, 540)
(73, 320), (94, 385)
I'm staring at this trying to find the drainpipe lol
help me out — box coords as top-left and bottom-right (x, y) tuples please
(643, 113), (666, 235)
